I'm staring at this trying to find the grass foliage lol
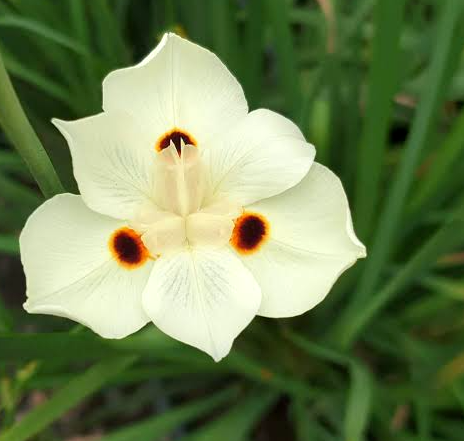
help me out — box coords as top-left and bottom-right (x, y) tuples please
(1, 0), (464, 440)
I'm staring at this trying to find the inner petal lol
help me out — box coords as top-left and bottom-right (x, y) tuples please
(186, 213), (234, 250)
(131, 207), (187, 258)
(141, 214), (186, 258)
(186, 200), (243, 250)
(155, 143), (205, 217)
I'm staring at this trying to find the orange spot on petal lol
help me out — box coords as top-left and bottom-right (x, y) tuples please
(109, 227), (150, 269)
(230, 212), (269, 255)
(155, 128), (197, 155)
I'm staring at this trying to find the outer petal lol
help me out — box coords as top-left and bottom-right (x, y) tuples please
(53, 112), (155, 220)
(142, 248), (261, 361)
(234, 163), (366, 318)
(102, 33), (247, 148)
(204, 109), (315, 206)
(20, 194), (153, 338)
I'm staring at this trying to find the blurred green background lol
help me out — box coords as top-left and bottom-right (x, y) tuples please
(1, 0), (464, 440)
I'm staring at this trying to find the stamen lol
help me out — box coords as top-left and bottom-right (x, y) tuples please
(230, 212), (269, 255)
(109, 227), (150, 269)
(156, 128), (197, 155)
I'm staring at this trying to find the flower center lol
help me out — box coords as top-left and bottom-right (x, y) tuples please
(156, 128), (197, 155)
(109, 227), (150, 269)
(130, 145), (243, 258)
(154, 142), (205, 217)
(230, 212), (269, 254)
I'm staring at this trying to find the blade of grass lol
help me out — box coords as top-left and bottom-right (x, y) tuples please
(178, 0), (208, 45)
(0, 289), (13, 332)
(0, 15), (92, 57)
(354, 0), (406, 240)
(0, 357), (135, 441)
(342, 193), (464, 345)
(7, 0), (65, 29)
(68, 0), (101, 111)
(0, 150), (27, 175)
(285, 330), (373, 440)
(334, 0), (464, 347)
(344, 361), (373, 441)
(88, 0), (130, 66)
(285, 329), (349, 365)
(409, 107), (464, 214)
(291, 400), (337, 441)
(0, 46), (73, 106)
(99, 387), (238, 441)
(345, 0), (375, 42)
(0, 234), (19, 255)
(224, 350), (320, 399)
(178, 389), (277, 441)
(0, 173), (43, 208)
(243, 0), (264, 108)
(316, 0), (344, 171)
(420, 275), (464, 301)
(209, 0), (240, 78)
(414, 400), (431, 440)
(450, 382), (464, 413)
(0, 330), (174, 363)
(0, 49), (64, 197)
(0, 13), (106, 105)
(27, 365), (222, 390)
(265, 0), (301, 118)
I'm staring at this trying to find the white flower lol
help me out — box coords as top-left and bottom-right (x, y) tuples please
(20, 33), (366, 361)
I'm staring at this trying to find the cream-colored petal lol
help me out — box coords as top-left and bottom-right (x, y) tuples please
(142, 248), (261, 361)
(204, 108), (315, 206)
(233, 163), (365, 318)
(154, 143), (205, 217)
(21, 194), (153, 338)
(103, 33), (247, 149)
(141, 213), (186, 258)
(186, 212), (234, 250)
(53, 112), (155, 220)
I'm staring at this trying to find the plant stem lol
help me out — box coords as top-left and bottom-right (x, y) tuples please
(0, 48), (64, 198)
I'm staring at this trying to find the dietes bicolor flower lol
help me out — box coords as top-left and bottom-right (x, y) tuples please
(20, 33), (366, 361)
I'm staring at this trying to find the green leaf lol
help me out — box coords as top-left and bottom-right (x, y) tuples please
(99, 386), (238, 441)
(335, 0), (464, 348)
(224, 350), (320, 399)
(208, 0), (240, 78)
(264, 0), (301, 118)
(243, 0), (264, 108)
(87, 0), (130, 66)
(0, 150), (27, 175)
(409, 107), (464, 214)
(0, 330), (176, 363)
(0, 49), (64, 198)
(291, 398), (338, 441)
(0, 234), (19, 255)
(285, 330), (373, 440)
(354, 0), (407, 240)
(178, 389), (277, 441)
(343, 193), (464, 344)
(0, 357), (135, 441)
(0, 46), (73, 106)
(344, 362), (373, 441)
(0, 15), (92, 57)
(285, 329), (349, 365)
(0, 173), (43, 208)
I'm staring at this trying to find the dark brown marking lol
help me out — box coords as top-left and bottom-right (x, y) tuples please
(109, 227), (149, 269)
(230, 212), (269, 255)
(156, 129), (197, 155)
